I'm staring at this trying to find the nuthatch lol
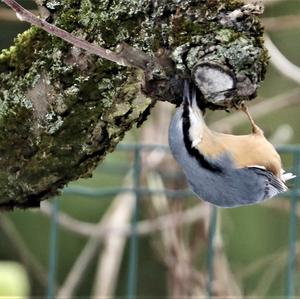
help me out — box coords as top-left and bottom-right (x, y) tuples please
(168, 82), (295, 207)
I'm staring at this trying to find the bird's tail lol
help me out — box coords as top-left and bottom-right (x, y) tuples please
(278, 170), (296, 193)
(281, 169), (296, 182)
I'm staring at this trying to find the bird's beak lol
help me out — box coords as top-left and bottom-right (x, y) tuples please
(183, 80), (191, 105)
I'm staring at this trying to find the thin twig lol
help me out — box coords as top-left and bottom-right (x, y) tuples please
(264, 34), (300, 84)
(56, 173), (135, 298)
(237, 241), (300, 281)
(2, 0), (153, 69)
(253, 255), (286, 296)
(0, 7), (38, 21)
(56, 171), (138, 298)
(210, 88), (300, 131)
(40, 200), (207, 237)
(264, 200), (300, 218)
(56, 235), (101, 298)
(91, 185), (135, 298)
(261, 0), (284, 4)
(237, 249), (283, 279)
(263, 15), (300, 31)
(0, 215), (49, 288)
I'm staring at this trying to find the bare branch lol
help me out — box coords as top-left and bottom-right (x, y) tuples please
(0, 7), (38, 21)
(263, 15), (300, 31)
(2, 0), (152, 69)
(210, 88), (300, 131)
(251, 252), (287, 296)
(56, 234), (100, 298)
(264, 200), (300, 218)
(264, 34), (300, 84)
(0, 215), (48, 288)
(56, 174), (135, 298)
(91, 185), (135, 298)
(261, 0), (284, 4)
(40, 199), (208, 237)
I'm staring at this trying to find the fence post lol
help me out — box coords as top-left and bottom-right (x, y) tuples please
(287, 151), (300, 299)
(127, 146), (142, 299)
(47, 198), (59, 299)
(207, 206), (218, 298)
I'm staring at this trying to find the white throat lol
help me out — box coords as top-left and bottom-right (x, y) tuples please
(187, 101), (205, 148)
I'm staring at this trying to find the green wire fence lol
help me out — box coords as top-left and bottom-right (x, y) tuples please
(46, 143), (300, 299)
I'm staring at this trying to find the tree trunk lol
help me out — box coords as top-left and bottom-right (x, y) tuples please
(0, 0), (268, 208)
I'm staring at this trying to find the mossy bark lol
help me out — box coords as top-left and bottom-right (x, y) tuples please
(0, 0), (268, 208)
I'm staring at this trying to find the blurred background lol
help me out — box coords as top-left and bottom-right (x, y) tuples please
(0, 0), (299, 298)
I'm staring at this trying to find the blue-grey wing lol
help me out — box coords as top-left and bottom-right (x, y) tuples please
(187, 165), (286, 207)
(246, 167), (287, 198)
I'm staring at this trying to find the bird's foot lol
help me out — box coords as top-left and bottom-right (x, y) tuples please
(237, 102), (263, 135)
(233, 101), (247, 112)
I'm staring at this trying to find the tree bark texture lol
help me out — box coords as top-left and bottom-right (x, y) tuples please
(0, 0), (268, 208)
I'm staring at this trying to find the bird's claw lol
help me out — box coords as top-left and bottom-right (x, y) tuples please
(233, 101), (247, 112)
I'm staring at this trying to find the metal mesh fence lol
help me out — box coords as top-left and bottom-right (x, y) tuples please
(46, 143), (300, 299)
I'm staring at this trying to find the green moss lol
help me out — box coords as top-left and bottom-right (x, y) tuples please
(222, 0), (242, 10)
(170, 17), (207, 46)
(55, 8), (81, 30)
(0, 0), (267, 207)
(0, 27), (45, 75)
(216, 29), (240, 43)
